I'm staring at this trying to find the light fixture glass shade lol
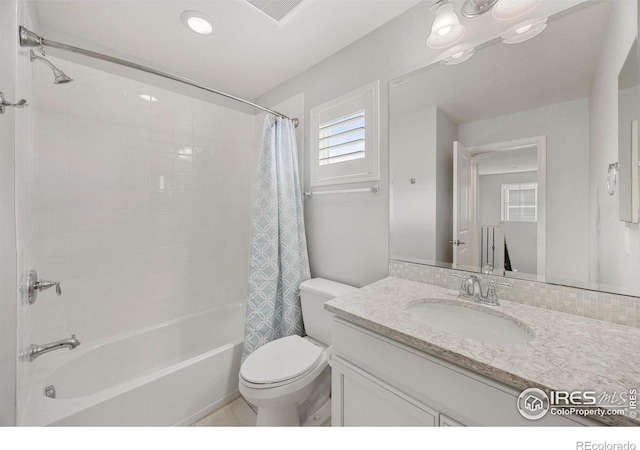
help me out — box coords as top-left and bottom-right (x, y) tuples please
(501, 17), (547, 44)
(440, 46), (476, 65)
(492, 0), (541, 21)
(427, 3), (466, 49)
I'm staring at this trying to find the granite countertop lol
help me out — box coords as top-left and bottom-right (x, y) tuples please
(324, 277), (640, 426)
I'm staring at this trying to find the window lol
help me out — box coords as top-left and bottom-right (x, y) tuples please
(310, 82), (379, 186)
(501, 183), (538, 222)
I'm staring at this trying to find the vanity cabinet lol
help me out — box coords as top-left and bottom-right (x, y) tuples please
(331, 318), (597, 427)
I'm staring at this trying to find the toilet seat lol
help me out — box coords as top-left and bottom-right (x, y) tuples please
(240, 335), (327, 389)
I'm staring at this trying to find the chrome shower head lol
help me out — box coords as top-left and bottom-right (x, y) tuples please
(29, 50), (73, 84)
(52, 67), (73, 84)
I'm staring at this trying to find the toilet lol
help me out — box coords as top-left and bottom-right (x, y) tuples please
(238, 278), (356, 426)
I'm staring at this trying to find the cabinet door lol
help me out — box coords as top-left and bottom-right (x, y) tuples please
(333, 358), (436, 427)
(440, 413), (465, 427)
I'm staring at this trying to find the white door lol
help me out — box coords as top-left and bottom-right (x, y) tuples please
(453, 141), (471, 267)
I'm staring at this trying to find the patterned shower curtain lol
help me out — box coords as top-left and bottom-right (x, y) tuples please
(242, 115), (311, 360)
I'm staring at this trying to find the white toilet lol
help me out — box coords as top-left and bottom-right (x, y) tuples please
(239, 278), (356, 426)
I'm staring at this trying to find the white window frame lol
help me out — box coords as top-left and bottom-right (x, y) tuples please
(310, 81), (380, 187)
(501, 182), (538, 222)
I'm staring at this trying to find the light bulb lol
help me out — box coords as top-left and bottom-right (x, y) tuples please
(187, 17), (212, 34)
(501, 17), (547, 44)
(438, 26), (452, 36)
(516, 24), (532, 34)
(180, 11), (214, 36)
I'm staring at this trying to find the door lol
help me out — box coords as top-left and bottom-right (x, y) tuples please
(453, 141), (471, 267)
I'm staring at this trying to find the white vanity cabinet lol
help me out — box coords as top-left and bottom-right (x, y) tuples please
(331, 318), (597, 427)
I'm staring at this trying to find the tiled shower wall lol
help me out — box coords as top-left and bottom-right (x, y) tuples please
(17, 55), (256, 420)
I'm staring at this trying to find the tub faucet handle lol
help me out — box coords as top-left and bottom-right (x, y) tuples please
(37, 279), (62, 296)
(25, 269), (62, 305)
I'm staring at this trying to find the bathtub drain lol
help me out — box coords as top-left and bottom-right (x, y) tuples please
(44, 385), (56, 398)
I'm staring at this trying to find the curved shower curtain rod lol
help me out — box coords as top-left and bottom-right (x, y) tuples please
(19, 26), (299, 127)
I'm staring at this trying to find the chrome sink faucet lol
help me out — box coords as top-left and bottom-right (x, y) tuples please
(450, 274), (511, 306)
(20, 335), (81, 362)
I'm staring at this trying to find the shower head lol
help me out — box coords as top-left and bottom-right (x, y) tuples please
(29, 50), (73, 84)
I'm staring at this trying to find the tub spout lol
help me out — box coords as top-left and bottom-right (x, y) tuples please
(21, 335), (81, 362)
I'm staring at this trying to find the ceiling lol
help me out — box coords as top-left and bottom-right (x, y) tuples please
(391, 0), (610, 124)
(32, 0), (422, 100)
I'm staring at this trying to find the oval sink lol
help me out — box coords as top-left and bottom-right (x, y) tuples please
(406, 300), (534, 344)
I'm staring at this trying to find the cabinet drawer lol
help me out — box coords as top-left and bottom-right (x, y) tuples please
(333, 318), (589, 426)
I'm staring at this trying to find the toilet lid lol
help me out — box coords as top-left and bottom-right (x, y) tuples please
(241, 335), (323, 384)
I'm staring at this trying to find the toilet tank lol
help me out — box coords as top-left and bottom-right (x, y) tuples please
(299, 278), (356, 346)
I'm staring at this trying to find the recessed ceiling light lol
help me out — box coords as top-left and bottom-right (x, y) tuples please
(181, 10), (214, 35)
(140, 94), (158, 102)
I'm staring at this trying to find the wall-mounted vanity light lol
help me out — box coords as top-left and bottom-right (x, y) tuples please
(461, 0), (499, 18)
(429, 0), (546, 62)
(427, 0), (466, 49)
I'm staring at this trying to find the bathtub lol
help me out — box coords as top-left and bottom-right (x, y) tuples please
(23, 302), (245, 426)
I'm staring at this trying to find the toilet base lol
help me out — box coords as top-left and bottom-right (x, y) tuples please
(254, 397), (331, 427)
(301, 399), (331, 426)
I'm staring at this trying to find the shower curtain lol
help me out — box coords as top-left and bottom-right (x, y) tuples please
(242, 116), (310, 359)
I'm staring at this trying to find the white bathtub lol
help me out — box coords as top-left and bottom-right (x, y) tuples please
(23, 302), (245, 426)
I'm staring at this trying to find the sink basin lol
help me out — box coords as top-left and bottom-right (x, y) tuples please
(406, 300), (534, 344)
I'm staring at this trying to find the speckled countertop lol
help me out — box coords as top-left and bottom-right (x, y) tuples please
(324, 277), (640, 426)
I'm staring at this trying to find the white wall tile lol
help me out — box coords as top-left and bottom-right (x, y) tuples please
(22, 61), (256, 356)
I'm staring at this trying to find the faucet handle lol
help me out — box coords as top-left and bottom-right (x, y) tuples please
(37, 280), (62, 295)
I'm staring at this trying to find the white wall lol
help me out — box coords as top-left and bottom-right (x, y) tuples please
(589, 0), (640, 295)
(390, 107), (437, 262)
(16, 54), (256, 422)
(256, 2), (441, 287)
(389, 107), (455, 264)
(0, 0), (22, 426)
(458, 98), (590, 285)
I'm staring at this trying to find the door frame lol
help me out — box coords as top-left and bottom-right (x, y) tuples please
(467, 135), (547, 278)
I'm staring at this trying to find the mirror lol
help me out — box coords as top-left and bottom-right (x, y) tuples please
(618, 37), (639, 223)
(390, 1), (640, 296)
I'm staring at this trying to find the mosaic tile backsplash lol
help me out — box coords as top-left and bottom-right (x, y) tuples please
(389, 260), (640, 328)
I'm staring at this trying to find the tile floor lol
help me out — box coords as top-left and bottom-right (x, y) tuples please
(191, 396), (332, 427)
(192, 397), (257, 427)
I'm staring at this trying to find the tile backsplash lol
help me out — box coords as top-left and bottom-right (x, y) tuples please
(389, 260), (639, 328)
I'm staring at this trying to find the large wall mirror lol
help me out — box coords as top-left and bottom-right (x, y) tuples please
(390, 1), (640, 297)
